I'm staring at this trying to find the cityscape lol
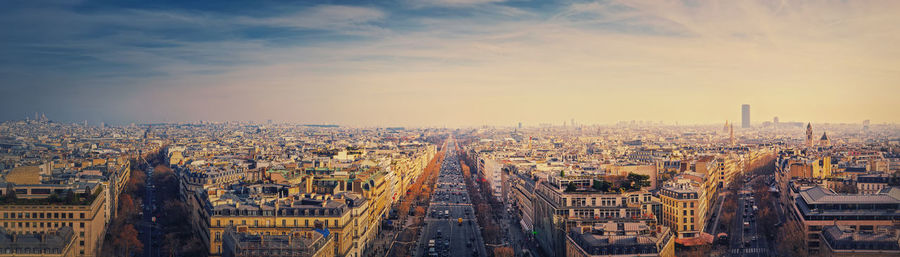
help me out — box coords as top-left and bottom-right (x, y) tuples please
(1, 1), (899, 257)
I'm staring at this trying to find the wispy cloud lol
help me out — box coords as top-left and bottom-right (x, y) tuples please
(408, 0), (507, 8)
(242, 5), (389, 35)
(0, 0), (898, 125)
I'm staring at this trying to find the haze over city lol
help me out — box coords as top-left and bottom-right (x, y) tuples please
(2, 0), (899, 126)
(2, 2), (900, 257)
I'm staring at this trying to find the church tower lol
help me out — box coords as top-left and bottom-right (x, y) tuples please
(819, 132), (831, 146)
(806, 123), (814, 147)
(729, 123), (735, 146)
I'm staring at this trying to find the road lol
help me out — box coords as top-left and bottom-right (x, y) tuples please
(414, 140), (487, 257)
(141, 164), (157, 257)
(728, 175), (771, 257)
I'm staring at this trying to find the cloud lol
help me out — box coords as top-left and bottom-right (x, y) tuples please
(1, 0), (899, 125)
(407, 0), (507, 8)
(242, 5), (388, 35)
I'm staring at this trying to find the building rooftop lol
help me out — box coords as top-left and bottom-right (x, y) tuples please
(800, 186), (900, 205)
(0, 227), (74, 254)
(567, 222), (672, 256)
(821, 225), (900, 251)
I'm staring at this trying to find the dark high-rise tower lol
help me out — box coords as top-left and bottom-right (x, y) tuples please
(741, 104), (750, 128)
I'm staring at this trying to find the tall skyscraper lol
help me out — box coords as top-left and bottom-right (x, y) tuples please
(741, 104), (750, 128)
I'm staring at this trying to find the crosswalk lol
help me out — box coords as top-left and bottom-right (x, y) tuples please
(729, 248), (768, 254)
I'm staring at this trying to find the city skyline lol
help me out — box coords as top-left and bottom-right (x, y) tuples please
(2, 0), (898, 126)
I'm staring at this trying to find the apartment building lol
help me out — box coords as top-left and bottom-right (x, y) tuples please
(0, 185), (107, 257)
(790, 186), (900, 255)
(221, 227), (335, 257)
(565, 222), (674, 257)
(533, 174), (658, 256)
(659, 177), (707, 239)
(0, 227), (76, 257)
(206, 189), (355, 256)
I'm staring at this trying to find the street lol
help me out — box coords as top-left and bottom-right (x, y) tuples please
(414, 140), (487, 257)
(728, 175), (771, 257)
(141, 163), (157, 257)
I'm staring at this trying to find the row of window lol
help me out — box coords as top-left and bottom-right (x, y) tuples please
(215, 219), (337, 228)
(1, 212), (83, 219)
(2, 221), (85, 229)
(566, 196), (652, 207)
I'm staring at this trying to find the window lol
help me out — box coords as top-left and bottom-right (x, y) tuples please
(690, 202), (694, 208)
(79, 223), (84, 228)
(80, 213), (84, 219)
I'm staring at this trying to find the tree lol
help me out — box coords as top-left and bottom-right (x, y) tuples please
(115, 224), (143, 257)
(63, 189), (76, 204)
(758, 205), (778, 240)
(777, 219), (807, 257)
(494, 246), (514, 257)
(833, 183), (858, 194)
(118, 194), (137, 217)
(565, 182), (577, 192)
(483, 223), (500, 244)
(627, 173), (651, 190)
(5, 184), (17, 202)
(679, 244), (711, 257)
(414, 206), (425, 216)
(607, 175), (627, 191)
(592, 179), (611, 192)
(127, 169), (147, 197)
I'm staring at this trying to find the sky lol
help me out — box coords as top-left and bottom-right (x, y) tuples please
(1, 0), (898, 127)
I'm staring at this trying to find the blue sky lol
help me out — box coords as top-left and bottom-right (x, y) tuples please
(1, 0), (898, 126)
